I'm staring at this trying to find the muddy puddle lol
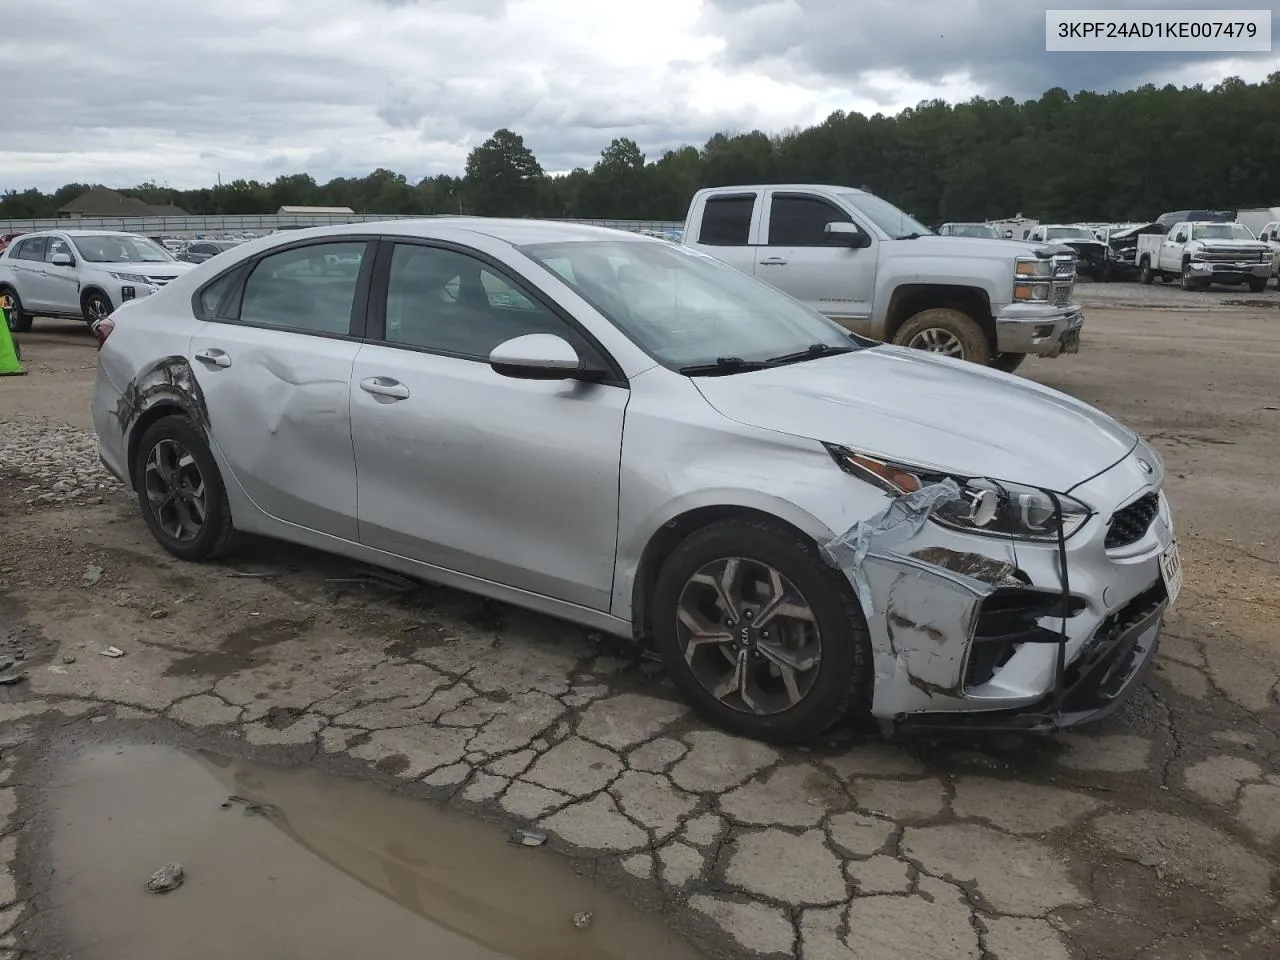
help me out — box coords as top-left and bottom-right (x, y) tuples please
(45, 743), (705, 960)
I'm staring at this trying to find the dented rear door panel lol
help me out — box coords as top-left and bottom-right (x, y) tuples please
(187, 322), (362, 540)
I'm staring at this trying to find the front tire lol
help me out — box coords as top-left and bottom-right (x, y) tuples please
(133, 415), (237, 562)
(892, 307), (991, 366)
(651, 519), (872, 744)
(82, 290), (113, 328)
(1247, 276), (1267, 293)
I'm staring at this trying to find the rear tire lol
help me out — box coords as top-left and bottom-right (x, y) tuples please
(1, 287), (32, 332)
(1138, 259), (1154, 284)
(133, 415), (237, 562)
(892, 307), (991, 366)
(651, 518), (872, 744)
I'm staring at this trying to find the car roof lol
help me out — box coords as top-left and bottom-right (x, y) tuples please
(19, 229), (147, 238)
(238, 217), (662, 248)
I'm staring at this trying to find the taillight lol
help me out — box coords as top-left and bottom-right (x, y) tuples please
(92, 317), (115, 348)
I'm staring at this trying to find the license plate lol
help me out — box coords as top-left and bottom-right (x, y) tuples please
(1159, 541), (1182, 606)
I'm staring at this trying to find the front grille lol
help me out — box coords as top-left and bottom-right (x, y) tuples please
(1104, 492), (1159, 549)
(1052, 283), (1072, 306)
(146, 276), (172, 286)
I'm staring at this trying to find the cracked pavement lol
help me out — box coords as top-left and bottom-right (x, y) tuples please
(1, 306), (1279, 960)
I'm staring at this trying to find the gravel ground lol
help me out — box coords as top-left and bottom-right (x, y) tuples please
(0, 422), (120, 507)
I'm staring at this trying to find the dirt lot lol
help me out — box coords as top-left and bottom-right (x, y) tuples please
(1, 299), (1279, 960)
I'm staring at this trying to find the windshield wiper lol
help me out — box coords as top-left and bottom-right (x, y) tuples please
(678, 357), (770, 376)
(765, 343), (856, 366)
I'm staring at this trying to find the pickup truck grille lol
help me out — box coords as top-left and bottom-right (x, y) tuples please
(1199, 249), (1265, 262)
(1052, 283), (1073, 306)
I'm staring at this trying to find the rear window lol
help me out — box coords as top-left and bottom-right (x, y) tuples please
(698, 195), (754, 246)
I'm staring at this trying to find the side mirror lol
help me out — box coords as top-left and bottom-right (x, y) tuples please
(824, 222), (871, 248)
(50, 252), (74, 267)
(489, 333), (598, 381)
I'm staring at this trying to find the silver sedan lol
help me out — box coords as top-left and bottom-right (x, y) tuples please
(90, 219), (1181, 743)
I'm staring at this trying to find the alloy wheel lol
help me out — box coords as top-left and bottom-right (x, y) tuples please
(86, 297), (110, 321)
(143, 438), (207, 542)
(906, 327), (965, 357)
(674, 557), (822, 715)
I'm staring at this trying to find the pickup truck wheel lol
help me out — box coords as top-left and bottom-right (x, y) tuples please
(1180, 262), (1204, 291)
(893, 308), (991, 366)
(651, 519), (872, 744)
(1138, 260), (1154, 284)
(82, 291), (113, 328)
(1, 288), (32, 332)
(1247, 277), (1267, 293)
(990, 352), (1026, 373)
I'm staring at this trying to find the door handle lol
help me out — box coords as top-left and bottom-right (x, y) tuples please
(759, 257), (787, 266)
(360, 377), (410, 399)
(194, 349), (232, 368)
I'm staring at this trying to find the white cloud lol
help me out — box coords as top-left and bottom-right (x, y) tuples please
(0, 0), (1274, 191)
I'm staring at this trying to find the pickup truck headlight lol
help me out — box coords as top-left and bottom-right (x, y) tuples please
(825, 446), (1093, 542)
(1015, 257), (1053, 278)
(110, 271), (149, 284)
(1013, 282), (1051, 301)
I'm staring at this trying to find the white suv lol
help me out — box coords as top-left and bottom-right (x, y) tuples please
(0, 230), (193, 331)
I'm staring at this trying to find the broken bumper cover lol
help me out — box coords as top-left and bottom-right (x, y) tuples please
(821, 450), (1174, 733)
(1185, 259), (1269, 282)
(994, 304), (1083, 357)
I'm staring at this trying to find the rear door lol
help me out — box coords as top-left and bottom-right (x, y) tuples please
(187, 238), (374, 540)
(8, 237), (52, 310)
(753, 191), (877, 333)
(684, 191), (761, 275)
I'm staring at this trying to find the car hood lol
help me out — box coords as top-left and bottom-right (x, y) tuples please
(693, 346), (1138, 491)
(893, 236), (1062, 260)
(94, 261), (193, 276)
(1196, 239), (1269, 253)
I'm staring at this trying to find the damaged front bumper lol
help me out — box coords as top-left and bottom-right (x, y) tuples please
(822, 451), (1175, 734)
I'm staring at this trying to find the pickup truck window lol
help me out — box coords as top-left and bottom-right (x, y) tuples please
(698, 196), (755, 246)
(768, 195), (853, 246)
(1192, 223), (1255, 241)
(837, 191), (932, 239)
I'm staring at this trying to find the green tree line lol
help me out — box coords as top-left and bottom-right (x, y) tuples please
(4, 75), (1278, 225)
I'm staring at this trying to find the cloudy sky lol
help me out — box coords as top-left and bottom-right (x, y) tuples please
(2, 0), (1277, 191)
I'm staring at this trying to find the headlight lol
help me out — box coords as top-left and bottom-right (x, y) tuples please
(1013, 283), (1050, 301)
(824, 446), (1093, 542)
(1015, 257), (1053, 278)
(110, 271), (149, 284)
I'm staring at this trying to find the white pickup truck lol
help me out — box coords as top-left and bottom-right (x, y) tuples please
(681, 185), (1083, 372)
(1135, 221), (1272, 291)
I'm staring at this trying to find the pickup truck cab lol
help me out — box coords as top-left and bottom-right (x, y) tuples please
(0, 230), (193, 331)
(1136, 221), (1271, 291)
(682, 185), (1083, 372)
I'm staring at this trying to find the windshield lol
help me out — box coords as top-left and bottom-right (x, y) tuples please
(518, 239), (866, 370)
(1193, 223), (1255, 241)
(838, 192), (932, 239)
(1045, 227), (1095, 240)
(71, 234), (173, 263)
(953, 224), (999, 238)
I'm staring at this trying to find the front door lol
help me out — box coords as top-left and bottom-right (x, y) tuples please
(42, 236), (83, 314)
(350, 240), (627, 611)
(753, 191), (878, 336)
(186, 238), (373, 540)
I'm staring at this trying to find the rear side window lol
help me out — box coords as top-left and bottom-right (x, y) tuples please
(13, 237), (48, 261)
(768, 195), (852, 246)
(698, 196), (754, 246)
(196, 271), (240, 319)
(238, 242), (367, 336)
